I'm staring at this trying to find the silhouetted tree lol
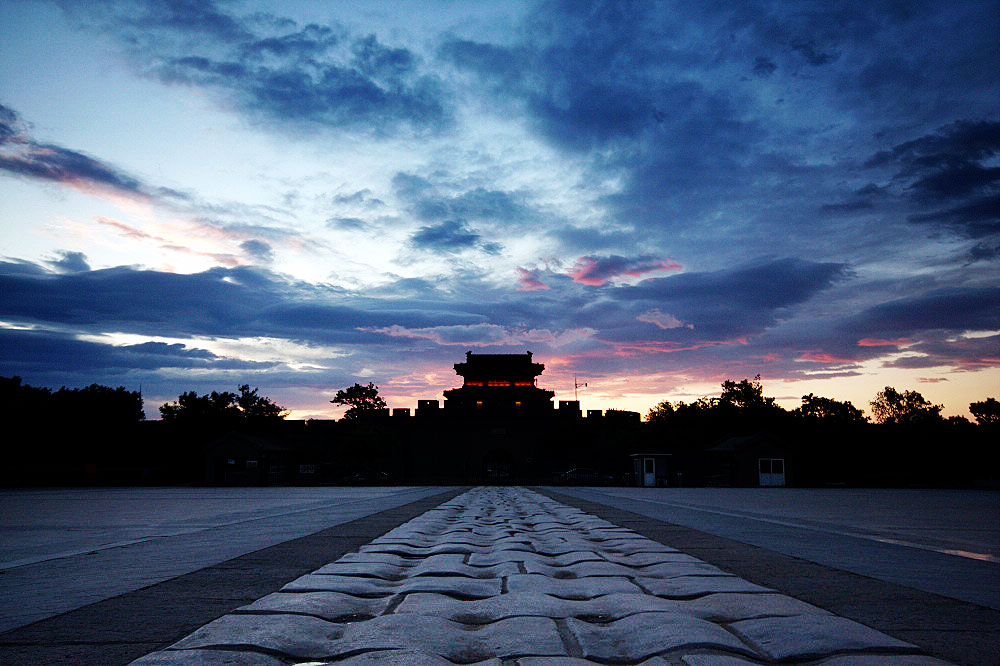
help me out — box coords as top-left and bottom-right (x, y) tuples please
(332, 382), (387, 420)
(235, 384), (288, 420)
(1, 377), (145, 485)
(160, 385), (286, 425)
(870, 386), (942, 425)
(1, 377), (143, 425)
(645, 399), (675, 422)
(969, 398), (999, 425)
(645, 396), (718, 425)
(796, 393), (866, 425)
(719, 375), (777, 410)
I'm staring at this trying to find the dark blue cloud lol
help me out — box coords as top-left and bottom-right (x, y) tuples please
(752, 57), (777, 77)
(331, 189), (385, 208)
(351, 34), (416, 83)
(842, 286), (1000, 338)
(326, 216), (368, 230)
(860, 120), (1000, 238)
(909, 196), (999, 238)
(240, 239), (273, 263)
(0, 103), (17, 140)
(0, 261), (481, 344)
(0, 103), (146, 196)
(867, 120), (1000, 196)
(569, 255), (679, 286)
(391, 172), (531, 253)
(65, 3), (451, 134)
(241, 23), (339, 59)
(409, 220), (501, 254)
(438, 0), (1000, 263)
(594, 258), (850, 343)
(0, 252), (993, 398)
(0, 139), (144, 193)
(74, 0), (252, 42)
(0, 328), (272, 376)
(885, 333), (1000, 372)
(412, 188), (526, 225)
(47, 250), (90, 274)
(0, 102), (196, 208)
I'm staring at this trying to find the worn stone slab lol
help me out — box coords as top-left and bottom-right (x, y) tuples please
(334, 649), (502, 665)
(130, 648), (287, 665)
(409, 554), (519, 578)
(518, 658), (670, 665)
(337, 552), (421, 567)
(370, 534), (533, 548)
(506, 573), (641, 598)
(169, 613), (344, 659)
(360, 542), (528, 556)
(524, 559), (725, 579)
(168, 613), (566, 662)
(395, 591), (694, 623)
(237, 591), (393, 621)
(730, 614), (919, 661)
(680, 655), (762, 666)
(282, 573), (502, 598)
(684, 592), (831, 622)
(329, 615), (566, 662)
(468, 549), (603, 567)
(600, 552), (691, 567)
(311, 560), (409, 580)
(567, 611), (755, 662)
(313, 552), (520, 579)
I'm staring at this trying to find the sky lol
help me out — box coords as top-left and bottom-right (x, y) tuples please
(0, 0), (997, 420)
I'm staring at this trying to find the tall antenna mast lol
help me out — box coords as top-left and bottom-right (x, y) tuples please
(574, 375), (587, 401)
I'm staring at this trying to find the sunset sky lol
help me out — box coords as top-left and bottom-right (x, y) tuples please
(1, 1), (997, 420)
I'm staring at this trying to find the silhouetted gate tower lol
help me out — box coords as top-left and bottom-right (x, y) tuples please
(443, 351), (555, 413)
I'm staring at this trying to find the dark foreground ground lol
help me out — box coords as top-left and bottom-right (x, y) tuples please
(0, 486), (996, 664)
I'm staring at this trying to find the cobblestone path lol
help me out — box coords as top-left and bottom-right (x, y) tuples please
(131, 487), (950, 664)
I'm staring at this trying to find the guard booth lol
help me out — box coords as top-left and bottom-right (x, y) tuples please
(758, 458), (786, 487)
(630, 453), (671, 487)
(707, 434), (789, 487)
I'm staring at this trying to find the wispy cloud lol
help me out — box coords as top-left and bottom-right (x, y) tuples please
(0, 103), (162, 203)
(64, 2), (451, 135)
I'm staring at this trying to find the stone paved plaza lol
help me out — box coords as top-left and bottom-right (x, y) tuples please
(131, 487), (950, 664)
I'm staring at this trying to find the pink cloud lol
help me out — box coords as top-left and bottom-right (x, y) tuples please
(516, 267), (549, 291)
(569, 255), (681, 286)
(594, 336), (750, 358)
(96, 216), (243, 266)
(96, 216), (159, 241)
(858, 337), (913, 347)
(799, 351), (856, 364)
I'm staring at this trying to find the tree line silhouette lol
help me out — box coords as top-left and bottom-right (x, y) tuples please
(643, 377), (997, 487)
(0, 375), (996, 487)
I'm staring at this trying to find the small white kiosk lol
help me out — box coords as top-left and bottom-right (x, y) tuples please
(630, 453), (672, 487)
